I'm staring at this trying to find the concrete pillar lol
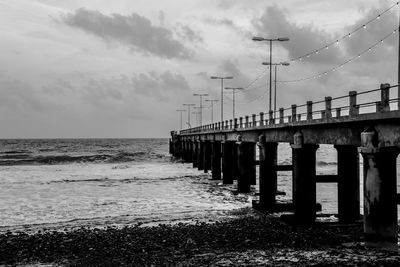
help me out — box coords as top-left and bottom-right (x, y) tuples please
(291, 131), (318, 225)
(192, 141), (198, 168)
(186, 140), (193, 163)
(234, 118), (238, 129)
(203, 141), (212, 173)
(252, 114), (256, 127)
(197, 141), (204, 170)
(237, 140), (256, 193)
(291, 105), (297, 122)
(222, 141), (234, 184)
(211, 141), (222, 180)
(335, 145), (360, 223)
(239, 117), (243, 128)
(259, 112), (264, 126)
(359, 130), (399, 246)
(231, 142), (239, 180)
(169, 139), (173, 154)
(325, 97), (332, 119)
(245, 116), (249, 128)
(258, 136), (278, 208)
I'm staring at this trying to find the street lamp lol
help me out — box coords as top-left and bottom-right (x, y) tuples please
(252, 36), (290, 112)
(183, 103), (195, 128)
(224, 87), (243, 119)
(193, 107), (202, 127)
(262, 62), (290, 117)
(205, 99), (219, 124)
(193, 93), (209, 127)
(176, 109), (186, 130)
(210, 76), (233, 122)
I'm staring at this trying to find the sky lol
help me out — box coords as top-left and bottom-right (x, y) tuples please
(0, 0), (398, 138)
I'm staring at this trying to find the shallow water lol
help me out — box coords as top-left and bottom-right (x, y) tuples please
(0, 139), (399, 232)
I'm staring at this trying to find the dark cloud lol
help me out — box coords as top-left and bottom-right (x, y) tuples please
(176, 24), (203, 44)
(60, 8), (194, 59)
(253, 6), (345, 64)
(342, 7), (398, 62)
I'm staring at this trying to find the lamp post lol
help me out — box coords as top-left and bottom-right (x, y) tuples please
(176, 109), (186, 130)
(262, 62), (290, 118)
(252, 36), (289, 112)
(193, 93), (209, 127)
(183, 103), (195, 128)
(224, 87), (244, 119)
(210, 76), (233, 122)
(205, 99), (219, 124)
(193, 107), (202, 127)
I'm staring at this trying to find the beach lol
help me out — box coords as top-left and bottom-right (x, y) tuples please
(1, 138), (400, 266)
(1, 209), (400, 266)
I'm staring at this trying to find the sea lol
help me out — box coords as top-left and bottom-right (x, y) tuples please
(0, 138), (398, 233)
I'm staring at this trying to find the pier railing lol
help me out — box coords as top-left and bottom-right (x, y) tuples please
(180, 83), (399, 134)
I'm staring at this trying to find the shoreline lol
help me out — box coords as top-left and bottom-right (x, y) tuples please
(1, 210), (400, 266)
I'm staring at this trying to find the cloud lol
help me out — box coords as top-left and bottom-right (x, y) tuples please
(252, 6), (345, 64)
(59, 8), (194, 59)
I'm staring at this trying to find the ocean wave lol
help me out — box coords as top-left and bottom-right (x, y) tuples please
(316, 161), (337, 166)
(0, 151), (168, 166)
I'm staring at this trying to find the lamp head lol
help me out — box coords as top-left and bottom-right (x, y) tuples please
(252, 36), (264, 41)
(278, 37), (290, 41)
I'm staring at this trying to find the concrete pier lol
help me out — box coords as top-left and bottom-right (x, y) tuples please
(198, 141), (204, 171)
(203, 141), (212, 173)
(359, 129), (399, 246)
(257, 136), (278, 208)
(211, 141), (222, 180)
(172, 81), (400, 248)
(291, 132), (318, 226)
(335, 145), (360, 223)
(192, 140), (198, 168)
(222, 141), (234, 184)
(237, 139), (256, 193)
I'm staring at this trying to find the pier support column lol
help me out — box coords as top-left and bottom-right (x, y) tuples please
(335, 145), (360, 223)
(237, 139), (256, 193)
(222, 141), (234, 184)
(192, 141), (198, 168)
(198, 141), (204, 170)
(203, 141), (212, 173)
(359, 129), (399, 246)
(174, 139), (182, 158)
(211, 141), (222, 180)
(291, 132), (318, 226)
(258, 136), (278, 208)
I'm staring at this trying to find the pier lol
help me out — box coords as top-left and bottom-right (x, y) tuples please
(170, 83), (400, 248)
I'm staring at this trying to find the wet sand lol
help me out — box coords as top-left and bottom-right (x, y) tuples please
(1, 209), (399, 266)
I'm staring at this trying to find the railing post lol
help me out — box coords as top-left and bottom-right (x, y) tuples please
(307, 101), (313, 121)
(279, 108), (284, 124)
(229, 120), (233, 129)
(245, 116), (249, 128)
(269, 110), (274, 125)
(252, 114), (256, 127)
(234, 118), (238, 129)
(218, 122), (221, 130)
(259, 112), (264, 126)
(349, 91), (359, 117)
(291, 104), (297, 122)
(379, 83), (390, 112)
(220, 121), (223, 130)
(336, 108), (341, 118)
(325, 96), (332, 119)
